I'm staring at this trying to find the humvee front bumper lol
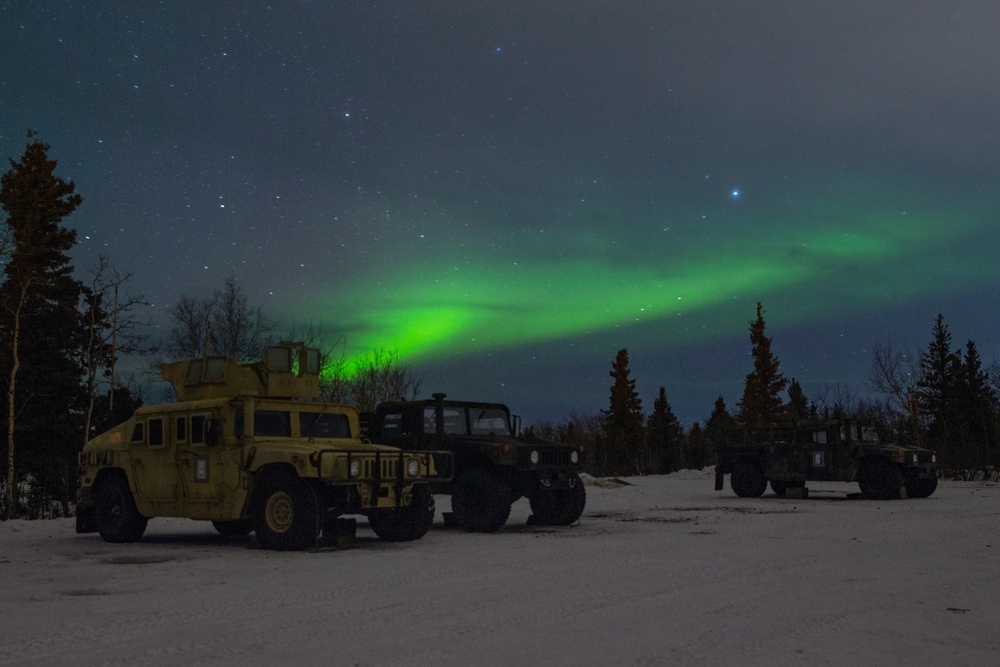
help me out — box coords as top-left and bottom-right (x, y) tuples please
(310, 448), (453, 504)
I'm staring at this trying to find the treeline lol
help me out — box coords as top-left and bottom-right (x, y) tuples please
(3, 136), (999, 518)
(528, 305), (1000, 481)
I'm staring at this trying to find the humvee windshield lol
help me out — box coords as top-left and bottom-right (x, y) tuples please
(300, 411), (351, 438)
(470, 408), (510, 435)
(420, 406), (510, 436)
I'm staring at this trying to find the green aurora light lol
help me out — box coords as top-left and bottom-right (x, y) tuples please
(318, 197), (982, 372)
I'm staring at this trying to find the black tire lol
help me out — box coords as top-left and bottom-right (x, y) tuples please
(905, 475), (938, 499)
(770, 480), (787, 498)
(858, 461), (903, 500)
(368, 485), (435, 542)
(529, 474), (587, 525)
(731, 463), (768, 498)
(95, 478), (148, 543)
(451, 468), (513, 532)
(212, 520), (254, 537)
(253, 474), (319, 551)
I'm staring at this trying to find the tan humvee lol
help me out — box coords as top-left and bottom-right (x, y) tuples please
(76, 343), (452, 550)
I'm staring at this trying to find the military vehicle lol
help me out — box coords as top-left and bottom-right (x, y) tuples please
(363, 393), (586, 532)
(714, 419), (938, 500)
(76, 343), (453, 551)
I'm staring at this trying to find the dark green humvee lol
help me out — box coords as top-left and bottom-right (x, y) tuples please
(715, 419), (938, 500)
(364, 393), (586, 532)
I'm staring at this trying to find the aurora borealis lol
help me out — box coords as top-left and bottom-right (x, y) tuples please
(3, 2), (999, 423)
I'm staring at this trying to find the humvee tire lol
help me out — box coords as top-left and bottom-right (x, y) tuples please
(858, 461), (903, 500)
(451, 468), (512, 532)
(905, 475), (938, 499)
(253, 474), (319, 551)
(95, 477), (148, 543)
(212, 520), (254, 537)
(528, 473), (587, 525)
(368, 486), (436, 541)
(770, 480), (787, 497)
(731, 463), (767, 498)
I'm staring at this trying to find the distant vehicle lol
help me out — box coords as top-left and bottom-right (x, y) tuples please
(714, 419), (938, 499)
(363, 394), (586, 532)
(76, 343), (452, 550)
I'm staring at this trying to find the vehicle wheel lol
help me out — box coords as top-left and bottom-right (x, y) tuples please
(253, 474), (319, 551)
(905, 475), (938, 499)
(95, 478), (148, 543)
(731, 463), (767, 498)
(859, 461), (903, 500)
(770, 480), (787, 498)
(368, 485), (435, 542)
(451, 468), (512, 532)
(212, 520), (254, 537)
(529, 473), (587, 525)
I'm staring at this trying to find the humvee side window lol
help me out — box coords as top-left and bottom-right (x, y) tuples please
(254, 410), (291, 437)
(300, 412), (351, 438)
(176, 417), (187, 442)
(191, 415), (206, 444)
(812, 431), (827, 445)
(131, 423), (144, 442)
(148, 418), (164, 447)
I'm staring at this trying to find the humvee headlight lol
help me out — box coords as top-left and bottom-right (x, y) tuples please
(912, 453), (918, 463)
(570, 451), (579, 464)
(932, 454), (937, 463)
(349, 459), (361, 477)
(407, 459), (420, 477)
(530, 450), (539, 465)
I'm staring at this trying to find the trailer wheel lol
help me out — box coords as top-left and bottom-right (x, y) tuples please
(731, 463), (767, 498)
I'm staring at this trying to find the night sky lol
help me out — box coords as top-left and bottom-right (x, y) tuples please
(3, 2), (999, 425)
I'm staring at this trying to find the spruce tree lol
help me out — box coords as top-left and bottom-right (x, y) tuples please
(955, 340), (999, 475)
(916, 314), (961, 470)
(704, 395), (737, 452)
(686, 422), (712, 469)
(604, 348), (644, 475)
(787, 378), (810, 421)
(0, 133), (87, 518)
(737, 302), (787, 427)
(646, 386), (683, 473)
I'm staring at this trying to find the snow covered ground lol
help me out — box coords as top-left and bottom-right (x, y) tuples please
(1, 470), (997, 666)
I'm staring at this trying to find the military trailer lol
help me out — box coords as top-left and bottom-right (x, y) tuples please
(714, 419), (938, 500)
(76, 343), (452, 551)
(363, 393), (586, 532)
